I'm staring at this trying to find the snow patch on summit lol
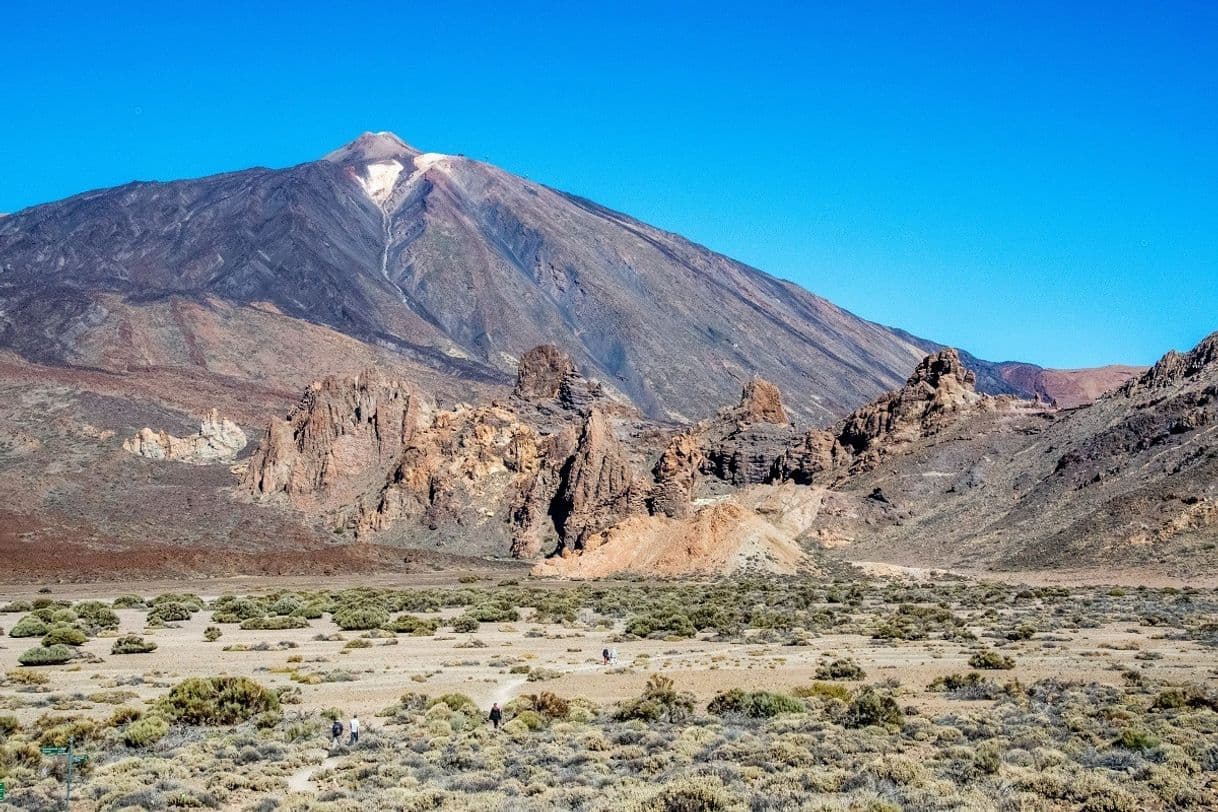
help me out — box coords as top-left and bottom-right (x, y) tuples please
(357, 160), (405, 206)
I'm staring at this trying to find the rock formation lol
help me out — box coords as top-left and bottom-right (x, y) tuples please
(550, 409), (648, 551)
(649, 432), (702, 518)
(122, 409), (247, 464)
(242, 368), (418, 505)
(514, 345), (575, 399)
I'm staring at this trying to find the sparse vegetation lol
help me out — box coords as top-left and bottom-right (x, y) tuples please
(0, 577), (1212, 809)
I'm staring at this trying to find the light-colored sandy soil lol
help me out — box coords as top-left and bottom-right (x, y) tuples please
(2, 589), (1212, 726)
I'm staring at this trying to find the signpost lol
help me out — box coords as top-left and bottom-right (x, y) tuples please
(40, 739), (87, 809)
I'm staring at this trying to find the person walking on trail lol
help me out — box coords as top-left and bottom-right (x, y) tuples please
(330, 718), (343, 747)
(348, 714), (360, 746)
(489, 703), (503, 730)
(602, 647), (610, 666)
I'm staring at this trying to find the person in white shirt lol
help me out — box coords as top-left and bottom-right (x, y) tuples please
(348, 714), (360, 745)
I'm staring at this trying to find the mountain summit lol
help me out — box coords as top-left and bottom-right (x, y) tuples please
(324, 131), (422, 164)
(0, 133), (1127, 421)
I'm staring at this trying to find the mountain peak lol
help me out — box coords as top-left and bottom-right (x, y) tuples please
(324, 131), (421, 164)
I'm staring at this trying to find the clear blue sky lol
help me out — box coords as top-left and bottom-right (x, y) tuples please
(3, 1), (1215, 368)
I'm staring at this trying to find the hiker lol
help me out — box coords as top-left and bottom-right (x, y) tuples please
(609, 647), (618, 665)
(348, 714), (360, 746)
(602, 647), (610, 665)
(330, 718), (343, 747)
(489, 702), (503, 730)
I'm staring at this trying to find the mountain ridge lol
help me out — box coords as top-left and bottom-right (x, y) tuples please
(0, 131), (1136, 424)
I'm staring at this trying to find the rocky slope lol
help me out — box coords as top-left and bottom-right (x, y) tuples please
(0, 131), (1089, 427)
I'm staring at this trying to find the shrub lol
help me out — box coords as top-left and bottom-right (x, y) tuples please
(625, 609), (695, 639)
(8, 615), (48, 638)
(1116, 727), (1160, 751)
(158, 677), (280, 725)
(646, 776), (737, 811)
(531, 691), (571, 719)
(1151, 686), (1218, 712)
(50, 608), (77, 624)
(74, 601), (120, 631)
(815, 658), (866, 680)
(6, 670), (48, 690)
(428, 693), (479, 714)
(0, 714), (18, 735)
(969, 649), (1015, 670)
(794, 681), (851, 702)
(451, 615), (480, 633)
(514, 709), (545, 730)
(18, 644), (74, 666)
(111, 635), (157, 654)
(204, 626), (222, 642)
(123, 714), (169, 747)
(466, 602), (520, 623)
(112, 594), (146, 609)
(42, 624), (87, 647)
(388, 614), (439, 635)
(708, 688), (805, 718)
(928, 672), (1002, 700)
(332, 605), (390, 631)
(240, 615), (309, 631)
(616, 674), (695, 723)
(148, 601), (194, 624)
(269, 595), (303, 616)
(844, 688), (904, 729)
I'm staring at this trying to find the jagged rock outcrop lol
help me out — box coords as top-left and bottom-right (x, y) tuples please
(701, 378), (800, 485)
(649, 432), (702, 518)
(243, 368), (418, 504)
(515, 345), (576, 399)
(551, 409), (648, 551)
(355, 405), (544, 544)
(513, 344), (607, 412)
(122, 409), (247, 464)
(838, 349), (981, 457)
(736, 377), (789, 425)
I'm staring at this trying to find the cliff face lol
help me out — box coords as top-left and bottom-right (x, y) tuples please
(242, 369), (419, 506)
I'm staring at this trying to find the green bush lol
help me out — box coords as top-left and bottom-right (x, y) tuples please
(625, 609), (696, 639)
(158, 676), (280, 725)
(148, 601), (194, 623)
(8, 615), (48, 638)
(616, 674), (695, 722)
(814, 658), (866, 680)
(123, 714), (169, 747)
(268, 595), (303, 616)
(18, 644), (74, 666)
(240, 615), (309, 631)
(844, 688), (904, 729)
(708, 688), (805, 718)
(388, 614), (439, 635)
(74, 601), (120, 631)
(203, 626), (222, 642)
(0, 714), (18, 735)
(928, 672), (1002, 699)
(427, 693), (479, 714)
(968, 649), (1015, 670)
(112, 594), (146, 609)
(43, 623), (87, 647)
(794, 682), (851, 702)
(332, 605), (390, 631)
(451, 615), (480, 633)
(111, 635), (157, 654)
(1116, 727), (1160, 751)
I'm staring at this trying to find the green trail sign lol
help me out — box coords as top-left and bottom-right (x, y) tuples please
(40, 746), (66, 756)
(0, 780), (6, 800)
